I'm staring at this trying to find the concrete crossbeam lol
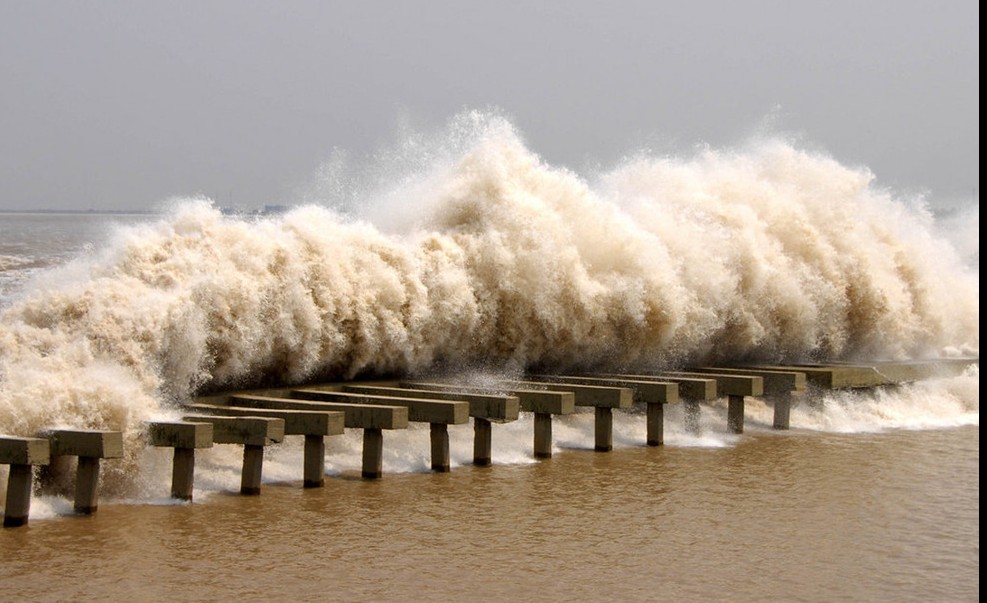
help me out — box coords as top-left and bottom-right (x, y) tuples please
(227, 394), (407, 479)
(181, 415), (285, 446)
(689, 367), (806, 430)
(147, 421), (215, 449)
(660, 372), (764, 397)
(0, 436), (51, 466)
(41, 430), (124, 514)
(46, 430), (125, 460)
(535, 375), (680, 404)
(230, 394), (409, 430)
(599, 373), (718, 400)
(499, 380), (632, 409)
(188, 404), (345, 437)
(181, 415), (285, 495)
(292, 390), (468, 425)
(407, 382), (575, 415)
(348, 385), (520, 422)
(498, 380), (631, 452)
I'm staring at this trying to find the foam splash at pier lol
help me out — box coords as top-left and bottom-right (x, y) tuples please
(0, 115), (979, 492)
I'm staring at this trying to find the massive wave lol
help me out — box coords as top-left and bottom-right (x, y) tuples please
(0, 114), (978, 455)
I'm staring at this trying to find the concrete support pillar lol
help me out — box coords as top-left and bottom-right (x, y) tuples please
(303, 435), (326, 488)
(646, 402), (664, 446)
(362, 428), (384, 479)
(74, 457), (102, 514)
(594, 407), (613, 452)
(3, 464), (34, 528)
(727, 395), (745, 434)
(240, 445), (264, 495)
(684, 401), (702, 434)
(772, 393), (792, 430)
(533, 412), (552, 459)
(429, 423), (450, 472)
(171, 448), (196, 501)
(473, 418), (492, 466)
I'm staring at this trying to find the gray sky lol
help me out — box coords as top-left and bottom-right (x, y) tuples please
(0, 0), (979, 211)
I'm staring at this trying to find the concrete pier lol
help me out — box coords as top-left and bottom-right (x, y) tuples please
(189, 404), (344, 487)
(409, 382), (575, 459)
(690, 367), (806, 429)
(662, 372), (763, 434)
(227, 394), (408, 479)
(348, 384), (520, 466)
(182, 415), (284, 495)
(1, 436), (50, 527)
(533, 375), (680, 446)
(291, 390), (468, 473)
(498, 380), (632, 452)
(146, 421), (214, 501)
(44, 430), (124, 514)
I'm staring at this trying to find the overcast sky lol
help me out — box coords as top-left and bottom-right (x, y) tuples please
(0, 0), (979, 211)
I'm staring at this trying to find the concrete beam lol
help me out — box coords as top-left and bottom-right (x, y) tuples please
(1, 436), (51, 528)
(347, 385), (520, 422)
(530, 375), (680, 447)
(405, 382), (573, 459)
(230, 394), (409, 430)
(188, 404), (345, 437)
(407, 382), (575, 415)
(182, 415), (285, 495)
(599, 373), (718, 401)
(187, 405), (344, 487)
(42, 430), (124, 514)
(47, 429), (124, 460)
(292, 390), (469, 425)
(532, 375), (680, 404)
(146, 421), (214, 501)
(227, 394), (408, 480)
(348, 384), (520, 467)
(660, 372), (764, 397)
(147, 421), (215, 449)
(498, 380), (631, 452)
(689, 367), (806, 429)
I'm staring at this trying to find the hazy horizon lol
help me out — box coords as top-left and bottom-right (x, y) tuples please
(1, 1), (979, 212)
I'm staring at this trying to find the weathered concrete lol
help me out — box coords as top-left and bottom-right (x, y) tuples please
(349, 385), (521, 421)
(227, 394), (409, 479)
(407, 382), (575, 459)
(498, 380), (630, 452)
(292, 390), (469, 425)
(43, 430), (124, 514)
(594, 373), (715, 401)
(655, 372), (763, 434)
(407, 382), (576, 415)
(363, 428), (384, 479)
(350, 384), (521, 467)
(759, 358), (978, 389)
(532, 375), (679, 446)
(189, 403), (345, 487)
(473, 418), (493, 466)
(182, 415), (284, 495)
(1, 436), (50, 527)
(291, 390), (466, 473)
(690, 367), (806, 429)
(147, 421), (214, 501)
(533, 412), (553, 459)
(229, 394), (409, 430)
(660, 372), (763, 397)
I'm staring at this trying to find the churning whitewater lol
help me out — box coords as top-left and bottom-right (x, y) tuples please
(0, 116), (979, 478)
